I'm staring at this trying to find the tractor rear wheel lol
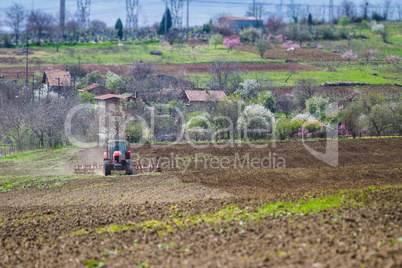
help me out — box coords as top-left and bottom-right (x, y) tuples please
(104, 160), (112, 176)
(125, 159), (133, 175)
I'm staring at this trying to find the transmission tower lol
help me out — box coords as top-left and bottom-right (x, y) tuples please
(60, 0), (66, 33)
(169, 0), (184, 28)
(77, 0), (91, 28)
(126, 0), (139, 29)
(276, 0), (284, 16)
(329, 0), (334, 23)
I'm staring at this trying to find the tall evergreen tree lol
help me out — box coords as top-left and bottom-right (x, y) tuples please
(158, 8), (172, 35)
(115, 18), (123, 40)
(307, 13), (313, 25)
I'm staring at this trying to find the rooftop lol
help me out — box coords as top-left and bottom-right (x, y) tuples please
(184, 90), (227, 102)
(93, 94), (130, 100)
(43, 70), (72, 87)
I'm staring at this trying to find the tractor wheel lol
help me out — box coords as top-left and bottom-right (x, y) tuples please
(104, 160), (112, 176)
(125, 159), (133, 175)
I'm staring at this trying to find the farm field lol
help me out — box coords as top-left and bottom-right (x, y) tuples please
(0, 138), (401, 267)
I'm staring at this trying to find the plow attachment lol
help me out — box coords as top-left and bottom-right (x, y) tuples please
(74, 163), (161, 175)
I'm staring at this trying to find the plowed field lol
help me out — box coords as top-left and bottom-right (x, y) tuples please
(0, 138), (401, 267)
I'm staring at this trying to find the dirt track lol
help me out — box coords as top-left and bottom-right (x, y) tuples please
(0, 138), (401, 267)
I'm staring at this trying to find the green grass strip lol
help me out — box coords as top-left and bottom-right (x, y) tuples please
(70, 186), (400, 236)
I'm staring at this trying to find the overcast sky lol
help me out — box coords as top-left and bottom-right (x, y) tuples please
(0, 0), (390, 31)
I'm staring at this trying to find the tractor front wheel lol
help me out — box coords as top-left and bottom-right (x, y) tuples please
(104, 160), (112, 176)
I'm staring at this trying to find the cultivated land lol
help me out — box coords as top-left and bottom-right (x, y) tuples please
(0, 138), (401, 267)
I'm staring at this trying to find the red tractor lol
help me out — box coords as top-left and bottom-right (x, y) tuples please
(104, 140), (133, 176)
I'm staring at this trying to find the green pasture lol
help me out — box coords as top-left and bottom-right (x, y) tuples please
(187, 69), (400, 87)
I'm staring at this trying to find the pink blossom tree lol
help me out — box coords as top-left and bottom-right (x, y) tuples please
(360, 49), (378, 63)
(282, 40), (301, 54)
(190, 50), (199, 60)
(386, 55), (401, 64)
(341, 50), (358, 64)
(222, 35), (243, 52)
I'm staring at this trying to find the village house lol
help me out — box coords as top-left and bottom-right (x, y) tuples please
(180, 90), (227, 110)
(42, 70), (72, 95)
(218, 17), (263, 28)
(78, 84), (115, 96)
(93, 94), (133, 111)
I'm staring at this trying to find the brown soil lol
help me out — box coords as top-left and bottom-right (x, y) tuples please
(236, 45), (346, 62)
(0, 139), (401, 267)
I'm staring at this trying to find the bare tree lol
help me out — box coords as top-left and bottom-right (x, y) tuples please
(288, 0), (301, 23)
(0, 81), (30, 151)
(5, 3), (25, 42)
(25, 10), (55, 39)
(275, 94), (294, 118)
(90, 20), (107, 32)
(266, 16), (284, 34)
(341, 0), (356, 19)
(291, 79), (319, 110)
(66, 19), (80, 34)
(130, 61), (154, 81)
(382, 0), (392, 20)
(207, 58), (239, 92)
(245, 2), (267, 19)
(360, 0), (369, 20)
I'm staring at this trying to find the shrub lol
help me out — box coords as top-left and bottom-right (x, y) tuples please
(255, 39), (271, 58)
(290, 119), (304, 135)
(319, 25), (336, 40)
(305, 95), (329, 118)
(209, 34), (223, 49)
(241, 27), (260, 45)
(275, 119), (292, 140)
(238, 104), (274, 139)
(105, 71), (121, 91)
(258, 91), (276, 112)
(303, 120), (321, 133)
(235, 79), (261, 99)
(297, 126), (312, 138)
(338, 124), (349, 137)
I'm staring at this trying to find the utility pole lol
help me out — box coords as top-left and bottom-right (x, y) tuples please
(60, 0), (66, 37)
(187, 0), (189, 29)
(25, 35), (29, 85)
(329, 0), (334, 24)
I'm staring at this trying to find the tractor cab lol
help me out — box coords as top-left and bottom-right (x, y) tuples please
(103, 140), (133, 176)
